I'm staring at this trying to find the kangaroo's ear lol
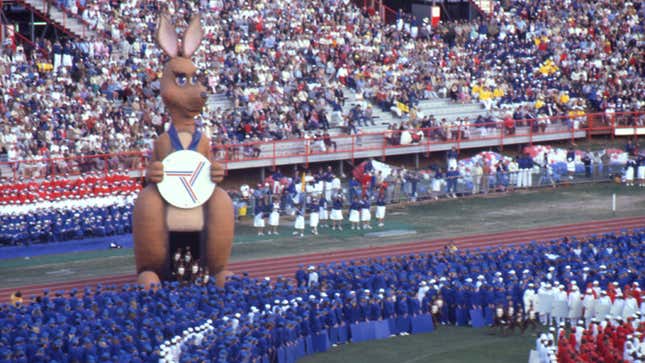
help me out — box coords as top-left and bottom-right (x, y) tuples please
(183, 15), (203, 58)
(156, 14), (178, 58)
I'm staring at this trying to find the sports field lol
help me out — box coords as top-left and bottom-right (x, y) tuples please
(299, 326), (535, 363)
(1, 182), (644, 288)
(1, 182), (643, 363)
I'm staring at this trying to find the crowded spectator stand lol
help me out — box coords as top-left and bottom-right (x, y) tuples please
(1, 0), (643, 172)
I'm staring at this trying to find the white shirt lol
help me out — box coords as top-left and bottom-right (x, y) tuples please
(307, 271), (319, 287)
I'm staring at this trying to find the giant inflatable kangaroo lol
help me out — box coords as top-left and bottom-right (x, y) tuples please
(132, 14), (233, 288)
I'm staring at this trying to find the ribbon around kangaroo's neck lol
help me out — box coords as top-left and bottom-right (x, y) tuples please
(168, 123), (201, 151)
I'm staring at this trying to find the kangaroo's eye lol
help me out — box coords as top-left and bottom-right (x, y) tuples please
(190, 75), (199, 85)
(175, 75), (187, 86)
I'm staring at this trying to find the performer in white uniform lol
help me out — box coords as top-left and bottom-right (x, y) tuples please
(610, 293), (625, 319)
(568, 285), (583, 323)
(349, 197), (361, 230)
(253, 195), (267, 236)
(268, 199), (281, 235)
(551, 285), (569, 324)
(523, 283), (538, 313)
(318, 196), (329, 228)
(309, 196), (320, 236)
(594, 290), (612, 321)
(375, 194), (387, 227)
(360, 196), (372, 230)
(293, 208), (305, 237)
(330, 194), (344, 231)
(622, 291), (639, 319)
(582, 288), (596, 327)
(537, 283), (554, 325)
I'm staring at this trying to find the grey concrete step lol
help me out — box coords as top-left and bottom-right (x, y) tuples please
(21, 0), (98, 39)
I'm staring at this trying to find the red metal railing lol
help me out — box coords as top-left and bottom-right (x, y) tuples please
(0, 150), (147, 183)
(0, 111), (641, 182)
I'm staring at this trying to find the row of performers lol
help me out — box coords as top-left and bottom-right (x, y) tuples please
(252, 194), (388, 237)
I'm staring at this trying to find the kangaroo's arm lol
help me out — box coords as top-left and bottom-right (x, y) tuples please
(197, 133), (212, 159)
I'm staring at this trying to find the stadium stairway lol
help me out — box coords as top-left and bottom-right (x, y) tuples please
(469, 0), (495, 17)
(17, 0), (98, 39)
(337, 88), (490, 134)
(416, 98), (488, 122)
(205, 87), (488, 138)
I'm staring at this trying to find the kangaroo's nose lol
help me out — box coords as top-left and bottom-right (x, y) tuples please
(200, 92), (208, 100)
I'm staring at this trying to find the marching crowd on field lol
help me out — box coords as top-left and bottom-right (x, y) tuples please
(0, 170), (138, 245)
(3, 228), (644, 362)
(1, 0), (643, 169)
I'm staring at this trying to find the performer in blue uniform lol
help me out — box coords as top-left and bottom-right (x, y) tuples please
(253, 195), (267, 236)
(330, 194), (344, 231)
(348, 197), (361, 230)
(360, 196), (372, 230)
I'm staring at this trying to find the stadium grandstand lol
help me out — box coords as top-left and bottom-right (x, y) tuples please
(0, 0), (644, 361)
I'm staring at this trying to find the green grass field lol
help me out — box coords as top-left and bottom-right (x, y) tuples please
(299, 326), (535, 363)
(2, 182), (644, 288)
